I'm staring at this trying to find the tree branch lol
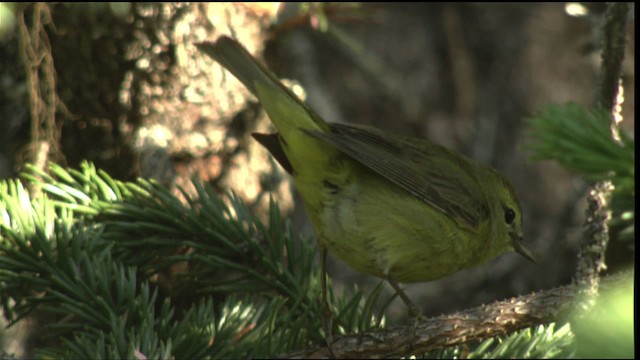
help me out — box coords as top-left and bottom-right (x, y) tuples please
(283, 272), (629, 358)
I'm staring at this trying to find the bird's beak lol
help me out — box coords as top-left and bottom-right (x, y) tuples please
(512, 236), (538, 264)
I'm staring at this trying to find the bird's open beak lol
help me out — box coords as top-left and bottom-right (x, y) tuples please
(512, 237), (538, 264)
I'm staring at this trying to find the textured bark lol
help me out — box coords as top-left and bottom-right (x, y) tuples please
(38, 3), (295, 215)
(284, 272), (629, 358)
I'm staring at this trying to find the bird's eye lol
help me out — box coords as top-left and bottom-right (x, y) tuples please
(504, 208), (516, 225)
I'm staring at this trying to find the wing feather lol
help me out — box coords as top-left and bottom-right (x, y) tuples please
(304, 123), (489, 228)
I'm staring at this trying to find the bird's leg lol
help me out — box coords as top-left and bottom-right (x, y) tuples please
(320, 246), (335, 344)
(386, 275), (424, 323)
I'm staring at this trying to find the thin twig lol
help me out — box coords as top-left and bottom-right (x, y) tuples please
(574, 2), (629, 314)
(597, 2), (629, 114)
(16, 3), (63, 189)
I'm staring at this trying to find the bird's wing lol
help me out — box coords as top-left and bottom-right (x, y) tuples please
(304, 123), (490, 228)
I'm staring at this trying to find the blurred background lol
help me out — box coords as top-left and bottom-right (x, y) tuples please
(0, 1), (634, 330)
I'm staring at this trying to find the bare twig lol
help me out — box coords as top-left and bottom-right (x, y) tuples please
(597, 3), (629, 115)
(575, 181), (613, 310)
(16, 2), (64, 191)
(574, 2), (629, 314)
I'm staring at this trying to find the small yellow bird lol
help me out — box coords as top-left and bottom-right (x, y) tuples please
(196, 36), (536, 316)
